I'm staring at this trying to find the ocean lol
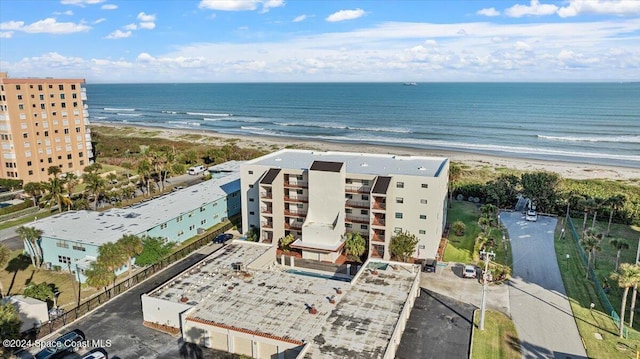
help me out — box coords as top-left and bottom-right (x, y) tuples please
(85, 83), (640, 168)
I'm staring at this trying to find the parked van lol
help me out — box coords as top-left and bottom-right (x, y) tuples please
(187, 165), (205, 175)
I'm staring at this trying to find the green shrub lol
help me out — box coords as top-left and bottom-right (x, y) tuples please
(0, 200), (33, 216)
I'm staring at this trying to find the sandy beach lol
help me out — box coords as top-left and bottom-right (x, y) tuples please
(92, 123), (640, 182)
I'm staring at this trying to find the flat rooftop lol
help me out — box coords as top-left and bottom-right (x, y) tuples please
(151, 242), (418, 358)
(246, 149), (448, 177)
(32, 170), (240, 246)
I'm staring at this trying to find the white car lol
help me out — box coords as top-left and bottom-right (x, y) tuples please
(463, 264), (477, 279)
(525, 210), (538, 222)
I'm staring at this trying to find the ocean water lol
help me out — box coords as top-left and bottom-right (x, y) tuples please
(85, 83), (640, 168)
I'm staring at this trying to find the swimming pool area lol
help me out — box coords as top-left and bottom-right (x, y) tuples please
(286, 269), (352, 282)
(0, 202), (12, 209)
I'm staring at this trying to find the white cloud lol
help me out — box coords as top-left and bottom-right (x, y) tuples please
(60, 0), (105, 6)
(3, 18), (91, 34)
(505, 0), (558, 18)
(139, 22), (156, 30)
(123, 23), (138, 30)
(477, 8), (500, 17)
(137, 12), (156, 22)
(101, 4), (117, 10)
(514, 41), (532, 51)
(198, 0), (284, 12)
(137, 52), (156, 62)
(0, 31), (13, 38)
(53, 10), (74, 16)
(326, 8), (365, 22)
(93, 18), (106, 24)
(293, 14), (307, 23)
(105, 29), (131, 39)
(558, 0), (640, 17)
(424, 39), (438, 47)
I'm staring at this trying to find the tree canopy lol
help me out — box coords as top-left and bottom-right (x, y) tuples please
(344, 232), (366, 263)
(22, 282), (54, 303)
(135, 236), (174, 266)
(390, 231), (419, 262)
(0, 302), (22, 341)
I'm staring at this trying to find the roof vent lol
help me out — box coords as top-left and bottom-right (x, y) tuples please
(361, 162), (368, 167)
(275, 157), (282, 161)
(418, 166), (426, 171)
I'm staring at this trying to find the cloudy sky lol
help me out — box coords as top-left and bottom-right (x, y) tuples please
(1, 0), (639, 82)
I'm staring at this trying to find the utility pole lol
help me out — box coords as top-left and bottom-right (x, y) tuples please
(479, 250), (495, 331)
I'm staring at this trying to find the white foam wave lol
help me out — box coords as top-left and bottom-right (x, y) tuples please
(203, 118), (222, 121)
(104, 108), (135, 111)
(276, 122), (409, 133)
(186, 112), (232, 117)
(186, 122), (201, 127)
(278, 122), (347, 130)
(117, 113), (141, 117)
(538, 135), (640, 143)
(162, 110), (178, 114)
(94, 116), (107, 120)
(240, 126), (265, 131)
(347, 126), (411, 133)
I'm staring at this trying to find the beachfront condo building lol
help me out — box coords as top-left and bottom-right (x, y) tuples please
(241, 150), (449, 262)
(0, 72), (93, 183)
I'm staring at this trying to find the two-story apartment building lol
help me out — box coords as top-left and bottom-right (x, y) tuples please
(241, 150), (449, 262)
(28, 162), (242, 282)
(0, 72), (93, 183)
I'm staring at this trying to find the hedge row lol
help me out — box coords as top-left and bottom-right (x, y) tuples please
(0, 200), (33, 216)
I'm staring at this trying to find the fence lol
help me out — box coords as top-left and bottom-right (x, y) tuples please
(24, 221), (234, 341)
(566, 215), (628, 337)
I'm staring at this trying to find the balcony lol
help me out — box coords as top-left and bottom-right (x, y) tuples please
(345, 200), (369, 209)
(345, 216), (369, 225)
(261, 222), (273, 229)
(284, 196), (307, 203)
(372, 218), (386, 227)
(284, 181), (308, 189)
(372, 201), (386, 210)
(371, 234), (385, 243)
(345, 185), (371, 194)
(284, 210), (307, 217)
(284, 222), (303, 230)
(260, 192), (273, 200)
(260, 207), (272, 215)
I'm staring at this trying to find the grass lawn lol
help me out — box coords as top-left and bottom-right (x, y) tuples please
(556, 219), (640, 358)
(0, 210), (57, 231)
(1, 250), (99, 309)
(471, 310), (521, 359)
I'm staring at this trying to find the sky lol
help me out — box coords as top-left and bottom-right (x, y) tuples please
(0, 0), (639, 83)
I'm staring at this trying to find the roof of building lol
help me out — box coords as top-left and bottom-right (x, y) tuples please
(150, 242), (418, 359)
(371, 176), (392, 194)
(246, 149), (447, 177)
(260, 168), (281, 185)
(32, 170), (240, 246)
(3, 295), (47, 306)
(309, 161), (344, 173)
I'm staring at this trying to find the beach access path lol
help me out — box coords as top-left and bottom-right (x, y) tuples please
(501, 211), (587, 359)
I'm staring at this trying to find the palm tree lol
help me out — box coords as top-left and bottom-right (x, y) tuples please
(16, 226), (44, 267)
(606, 194), (627, 237)
(631, 283), (640, 328)
(0, 244), (10, 297)
(42, 177), (67, 212)
(344, 232), (366, 263)
(611, 238), (630, 272)
(47, 165), (61, 178)
(64, 172), (80, 196)
(117, 234), (143, 278)
(580, 228), (602, 278)
(97, 242), (127, 288)
(137, 159), (152, 197)
(591, 197), (605, 229)
(579, 197), (596, 233)
(85, 261), (115, 296)
(23, 182), (45, 207)
(83, 172), (106, 210)
(611, 263), (640, 338)
(448, 162), (462, 208)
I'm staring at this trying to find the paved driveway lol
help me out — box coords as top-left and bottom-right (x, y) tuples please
(501, 211), (587, 359)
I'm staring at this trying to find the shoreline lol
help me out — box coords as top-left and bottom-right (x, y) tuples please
(91, 122), (640, 181)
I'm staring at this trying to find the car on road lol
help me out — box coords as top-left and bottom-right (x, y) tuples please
(423, 258), (438, 273)
(462, 265), (477, 279)
(35, 329), (85, 359)
(525, 210), (538, 222)
(213, 233), (233, 244)
(81, 348), (108, 359)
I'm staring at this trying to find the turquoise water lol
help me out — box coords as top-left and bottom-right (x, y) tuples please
(0, 203), (10, 209)
(86, 83), (640, 168)
(286, 269), (351, 282)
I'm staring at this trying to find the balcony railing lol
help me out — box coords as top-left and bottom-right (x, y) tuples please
(260, 222), (273, 229)
(372, 201), (386, 210)
(371, 218), (386, 227)
(371, 234), (385, 243)
(284, 210), (307, 217)
(284, 196), (308, 203)
(345, 216), (370, 225)
(345, 185), (371, 194)
(284, 222), (303, 229)
(345, 200), (369, 209)
(260, 192), (272, 200)
(260, 207), (272, 214)
(284, 181), (308, 188)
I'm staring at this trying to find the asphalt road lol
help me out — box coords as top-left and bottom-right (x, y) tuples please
(396, 288), (475, 359)
(25, 243), (225, 359)
(501, 211), (587, 359)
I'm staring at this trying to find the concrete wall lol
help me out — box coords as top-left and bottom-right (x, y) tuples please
(302, 166), (345, 246)
(241, 164), (271, 235)
(141, 294), (193, 329)
(5, 296), (49, 332)
(246, 242), (276, 271)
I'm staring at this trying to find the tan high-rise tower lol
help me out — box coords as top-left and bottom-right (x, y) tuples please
(0, 72), (93, 183)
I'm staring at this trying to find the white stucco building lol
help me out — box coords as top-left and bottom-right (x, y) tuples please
(240, 150), (449, 262)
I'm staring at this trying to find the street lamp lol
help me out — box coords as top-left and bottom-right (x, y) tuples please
(479, 250), (495, 331)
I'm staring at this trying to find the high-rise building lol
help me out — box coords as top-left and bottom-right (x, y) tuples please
(0, 72), (93, 183)
(241, 149), (449, 262)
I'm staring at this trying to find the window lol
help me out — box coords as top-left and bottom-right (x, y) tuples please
(28, 170), (33, 175)
(396, 197), (403, 204)
(61, 102), (66, 108)
(40, 103), (45, 109)
(189, 225), (195, 230)
(27, 161), (32, 166)
(17, 95), (22, 100)
(363, 180), (370, 185)
(47, 157), (52, 163)
(72, 244), (86, 252)
(297, 203), (303, 209)
(419, 230), (426, 235)
(67, 154), (72, 160)
(420, 199), (428, 204)
(360, 209), (368, 215)
(346, 208), (352, 214)
(360, 224), (368, 230)
(201, 219), (207, 225)
(18, 104), (24, 110)
(394, 227), (402, 233)
(296, 189), (303, 194)
(176, 215), (183, 222)
(249, 184), (254, 188)
(44, 131), (49, 137)
(79, 160), (84, 165)
(249, 211), (255, 215)
(177, 230), (184, 236)
(56, 240), (69, 249)
(345, 223), (352, 228)
(200, 207), (205, 212)
(248, 170), (253, 174)
(78, 152), (83, 158)
(346, 178), (353, 184)
(296, 175), (303, 180)
(160, 223), (167, 229)
(15, 85), (21, 90)
(67, 162), (72, 168)
(22, 133), (27, 138)
(59, 84), (64, 90)
(58, 256), (71, 264)
(396, 182), (404, 188)
(60, 94), (65, 100)
(395, 212), (403, 219)
(361, 195), (369, 201)
(38, 85), (42, 91)
(71, 84), (76, 90)
(421, 184), (428, 188)
(420, 214), (427, 220)
(249, 198), (254, 202)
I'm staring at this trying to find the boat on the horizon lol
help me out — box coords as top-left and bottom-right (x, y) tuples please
(403, 82), (417, 86)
